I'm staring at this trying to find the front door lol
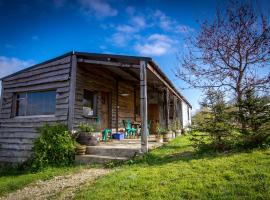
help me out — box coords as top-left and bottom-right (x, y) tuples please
(148, 104), (159, 135)
(100, 92), (110, 130)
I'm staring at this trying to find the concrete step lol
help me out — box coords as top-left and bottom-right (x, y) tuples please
(75, 155), (128, 164)
(86, 146), (141, 157)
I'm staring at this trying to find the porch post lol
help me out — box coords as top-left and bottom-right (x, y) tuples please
(116, 79), (119, 132)
(165, 88), (169, 129)
(140, 60), (148, 153)
(68, 54), (77, 131)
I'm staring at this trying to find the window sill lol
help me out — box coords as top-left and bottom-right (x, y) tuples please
(83, 115), (98, 119)
(15, 115), (56, 119)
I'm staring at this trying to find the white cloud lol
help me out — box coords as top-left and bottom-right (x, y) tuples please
(131, 16), (146, 28)
(0, 56), (35, 94)
(0, 56), (34, 79)
(116, 25), (136, 33)
(153, 10), (194, 34)
(110, 32), (131, 47)
(175, 25), (194, 33)
(79, 0), (118, 18)
(134, 34), (175, 56)
(153, 10), (172, 31)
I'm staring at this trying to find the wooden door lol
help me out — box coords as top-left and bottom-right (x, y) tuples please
(148, 104), (159, 135)
(100, 92), (110, 130)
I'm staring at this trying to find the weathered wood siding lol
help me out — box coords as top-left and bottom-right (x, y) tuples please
(0, 56), (72, 163)
(74, 64), (137, 131)
(118, 82), (135, 128)
(74, 65), (117, 129)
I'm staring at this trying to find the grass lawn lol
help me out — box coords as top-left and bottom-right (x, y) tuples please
(0, 164), (88, 196)
(75, 136), (270, 200)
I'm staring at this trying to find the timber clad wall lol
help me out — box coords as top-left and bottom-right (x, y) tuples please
(118, 82), (135, 127)
(0, 56), (71, 163)
(74, 64), (136, 130)
(74, 64), (117, 128)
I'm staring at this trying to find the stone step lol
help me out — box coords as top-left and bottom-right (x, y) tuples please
(86, 146), (141, 157)
(75, 155), (128, 164)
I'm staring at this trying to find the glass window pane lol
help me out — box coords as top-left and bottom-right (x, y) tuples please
(26, 91), (56, 115)
(16, 91), (56, 116)
(83, 90), (96, 116)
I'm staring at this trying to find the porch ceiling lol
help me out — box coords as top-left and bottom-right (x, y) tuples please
(78, 61), (164, 87)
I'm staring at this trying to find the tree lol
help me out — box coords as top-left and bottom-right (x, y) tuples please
(191, 89), (234, 151)
(237, 89), (270, 148)
(176, 1), (270, 132)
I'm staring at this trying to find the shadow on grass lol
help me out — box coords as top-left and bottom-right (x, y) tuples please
(126, 141), (240, 167)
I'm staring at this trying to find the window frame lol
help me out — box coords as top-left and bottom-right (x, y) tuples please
(13, 90), (57, 118)
(82, 89), (98, 118)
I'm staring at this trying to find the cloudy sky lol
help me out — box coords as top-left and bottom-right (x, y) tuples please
(0, 0), (269, 111)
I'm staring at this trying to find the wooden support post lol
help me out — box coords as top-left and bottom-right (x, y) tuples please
(165, 88), (169, 129)
(134, 85), (136, 121)
(173, 95), (177, 120)
(68, 54), (77, 131)
(140, 60), (148, 153)
(116, 79), (119, 133)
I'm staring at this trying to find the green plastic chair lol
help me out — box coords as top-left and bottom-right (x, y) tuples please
(102, 128), (112, 141)
(139, 121), (151, 136)
(123, 120), (137, 138)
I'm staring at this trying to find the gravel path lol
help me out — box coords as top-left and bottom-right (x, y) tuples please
(1, 168), (110, 200)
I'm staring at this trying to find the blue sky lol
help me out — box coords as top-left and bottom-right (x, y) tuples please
(0, 0), (269, 112)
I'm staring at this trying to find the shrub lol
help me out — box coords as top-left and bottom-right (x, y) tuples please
(236, 90), (270, 149)
(30, 123), (75, 170)
(191, 89), (235, 151)
(77, 123), (98, 133)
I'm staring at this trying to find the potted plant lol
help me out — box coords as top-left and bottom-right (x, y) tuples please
(76, 123), (100, 146)
(175, 120), (182, 137)
(75, 143), (86, 155)
(166, 122), (174, 140)
(156, 123), (165, 143)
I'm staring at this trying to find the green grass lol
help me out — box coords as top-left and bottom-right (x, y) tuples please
(0, 164), (89, 196)
(75, 136), (270, 200)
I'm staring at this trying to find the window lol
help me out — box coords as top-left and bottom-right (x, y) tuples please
(15, 90), (56, 116)
(83, 90), (97, 117)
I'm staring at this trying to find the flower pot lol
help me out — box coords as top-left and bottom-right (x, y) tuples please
(77, 132), (99, 146)
(175, 130), (182, 137)
(163, 133), (169, 142)
(156, 135), (163, 143)
(75, 145), (86, 155)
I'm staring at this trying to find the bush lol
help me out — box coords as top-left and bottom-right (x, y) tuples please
(191, 89), (235, 151)
(30, 123), (75, 171)
(236, 90), (270, 149)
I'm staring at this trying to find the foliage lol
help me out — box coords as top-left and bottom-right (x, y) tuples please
(78, 123), (98, 134)
(171, 120), (182, 132)
(30, 123), (75, 171)
(236, 89), (270, 148)
(191, 89), (235, 151)
(176, 0), (270, 133)
(75, 136), (270, 200)
(156, 122), (166, 136)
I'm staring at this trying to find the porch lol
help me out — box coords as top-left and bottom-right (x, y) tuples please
(68, 52), (190, 155)
(75, 136), (162, 164)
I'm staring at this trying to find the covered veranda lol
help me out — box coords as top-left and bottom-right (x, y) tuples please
(69, 52), (185, 153)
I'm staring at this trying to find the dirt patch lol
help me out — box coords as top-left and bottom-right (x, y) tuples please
(1, 168), (110, 200)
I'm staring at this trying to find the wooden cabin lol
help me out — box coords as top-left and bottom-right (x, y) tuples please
(0, 52), (192, 164)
